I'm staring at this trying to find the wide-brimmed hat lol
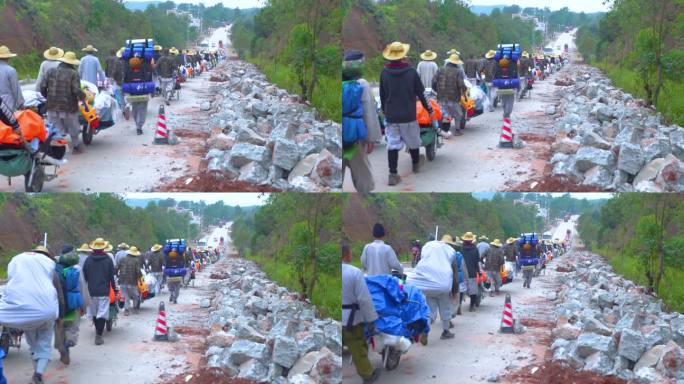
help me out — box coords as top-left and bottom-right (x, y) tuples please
(420, 50), (437, 61)
(33, 245), (52, 257)
(485, 50), (496, 59)
(151, 244), (163, 252)
(447, 53), (464, 65)
(43, 47), (64, 60)
(521, 50), (529, 58)
(154, 45), (163, 51)
(169, 47), (179, 55)
(117, 243), (129, 250)
(441, 234), (457, 245)
(383, 41), (410, 61)
(127, 246), (141, 256)
(0, 46), (17, 59)
(446, 49), (460, 56)
(104, 243), (113, 252)
(60, 52), (80, 66)
(116, 48), (124, 58)
(478, 235), (489, 241)
(506, 237), (517, 245)
(89, 237), (109, 251)
(490, 239), (503, 247)
(77, 243), (91, 253)
(461, 232), (476, 241)
(82, 45), (98, 53)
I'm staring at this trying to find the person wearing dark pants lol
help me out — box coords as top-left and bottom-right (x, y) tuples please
(460, 232), (482, 312)
(82, 238), (117, 346)
(379, 42), (433, 186)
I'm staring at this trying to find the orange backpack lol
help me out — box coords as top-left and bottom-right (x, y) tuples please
(0, 109), (47, 145)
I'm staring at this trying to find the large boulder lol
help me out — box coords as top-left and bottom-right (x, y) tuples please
(671, 315), (684, 347)
(272, 336), (300, 369)
(236, 126), (267, 146)
(634, 344), (665, 372)
(581, 131), (611, 150)
(272, 138), (300, 171)
(575, 147), (616, 172)
(238, 162), (269, 185)
(618, 328), (646, 362)
(576, 333), (616, 358)
(229, 143), (271, 168)
(583, 351), (613, 375)
(617, 143), (645, 175)
(552, 324), (582, 340)
(552, 138), (581, 155)
(669, 128), (684, 160)
(655, 155), (684, 192)
(634, 158), (666, 186)
(228, 340), (270, 365)
(581, 166), (613, 189)
(582, 318), (612, 337)
(655, 340), (684, 379)
(237, 359), (270, 382)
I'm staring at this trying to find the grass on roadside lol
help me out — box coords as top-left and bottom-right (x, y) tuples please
(595, 246), (684, 313)
(246, 252), (341, 320)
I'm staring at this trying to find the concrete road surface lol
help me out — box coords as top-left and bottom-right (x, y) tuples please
(343, 219), (579, 384)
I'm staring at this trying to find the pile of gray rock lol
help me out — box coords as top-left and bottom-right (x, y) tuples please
(203, 258), (342, 383)
(203, 61), (342, 192)
(550, 251), (684, 382)
(548, 66), (684, 192)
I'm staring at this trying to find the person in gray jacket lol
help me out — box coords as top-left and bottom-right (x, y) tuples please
(35, 47), (64, 92)
(0, 46), (24, 111)
(342, 50), (382, 194)
(416, 50), (438, 89)
(361, 223), (403, 276)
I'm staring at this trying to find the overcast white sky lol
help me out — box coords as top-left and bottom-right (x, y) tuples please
(470, 0), (611, 13)
(124, 193), (268, 205)
(127, 0), (264, 8)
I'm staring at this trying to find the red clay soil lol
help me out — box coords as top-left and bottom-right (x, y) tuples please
(556, 265), (577, 273)
(157, 171), (281, 192)
(173, 326), (210, 337)
(164, 369), (256, 384)
(505, 361), (627, 384)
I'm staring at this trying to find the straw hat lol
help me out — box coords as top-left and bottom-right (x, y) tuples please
(89, 237), (109, 251)
(117, 243), (129, 250)
(485, 50), (496, 59)
(446, 49), (460, 56)
(420, 50), (437, 61)
(116, 48), (124, 58)
(33, 245), (52, 257)
(169, 47), (179, 55)
(383, 41), (410, 61)
(77, 243), (91, 252)
(43, 47), (64, 61)
(154, 45), (163, 51)
(506, 237), (517, 245)
(127, 246), (141, 256)
(0, 46), (17, 59)
(104, 243), (113, 253)
(478, 235), (489, 241)
(521, 50), (529, 58)
(151, 244), (163, 252)
(447, 53), (464, 65)
(490, 239), (503, 248)
(60, 52), (80, 66)
(441, 234), (457, 245)
(82, 44), (98, 53)
(461, 232), (476, 241)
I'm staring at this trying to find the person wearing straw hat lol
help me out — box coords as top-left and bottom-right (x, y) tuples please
(464, 54), (480, 86)
(504, 237), (519, 280)
(380, 41), (433, 186)
(146, 244), (165, 295)
(432, 53), (467, 137)
(483, 239), (505, 296)
(342, 49), (381, 194)
(517, 51), (533, 100)
(360, 223), (403, 276)
(447, 236), (468, 315)
(114, 242), (130, 268)
(460, 232), (482, 312)
(82, 238), (117, 345)
(116, 246), (143, 316)
(156, 48), (177, 106)
(0, 246), (65, 384)
(0, 45), (24, 112)
(35, 47), (64, 93)
(479, 50), (497, 112)
(105, 48), (124, 86)
(416, 50), (438, 89)
(40, 51), (87, 153)
(476, 234), (490, 258)
(79, 44), (105, 86)
(76, 243), (91, 269)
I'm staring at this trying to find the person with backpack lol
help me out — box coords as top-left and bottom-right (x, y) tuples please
(54, 245), (89, 365)
(122, 42), (156, 135)
(492, 45), (521, 147)
(379, 42), (433, 186)
(79, 45), (105, 86)
(156, 49), (177, 106)
(432, 53), (467, 137)
(146, 244), (165, 295)
(342, 50), (381, 194)
(517, 51), (533, 100)
(164, 246), (187, 304)
(482, 239), (505, 296)
(116, 246), (143, 316)
(460, 232), (482, 312)
(82, 238), (117, 345)
(519, 235), (541, 288)
(0, 246), (64, 384)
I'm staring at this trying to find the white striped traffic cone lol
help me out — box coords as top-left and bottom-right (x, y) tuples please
(500, 293), (515, 333)
(499, 117), (513, 148)
(154, 301), (169, 341)
(153, 105), (169, 145)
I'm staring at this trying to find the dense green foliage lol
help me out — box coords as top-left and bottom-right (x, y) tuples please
(578, 194), (684, 312)
(343, 193), (545, 261)
(232, 194), (341, 319)
(0, 193), (202, 278)
(2, 0), (199, 79)
(231, 0), (342, 122)
(575, 0), (684, 125)
(500, 192), (609, 219)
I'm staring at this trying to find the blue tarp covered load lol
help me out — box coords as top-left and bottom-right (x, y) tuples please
(364, 275), (430, 339)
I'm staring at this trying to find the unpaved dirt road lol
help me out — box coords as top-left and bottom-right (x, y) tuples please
(343, 31), (577, 192)
(342, 219), (579, 384)
(3, 28), (232, 193)
(4, 225), (236, 384)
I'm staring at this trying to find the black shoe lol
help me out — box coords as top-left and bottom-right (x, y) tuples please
(419, 332), (428, 346)
(32, 373), (44, 384)
(469, 304), (475, 312)
(457, 306), (462, 315)
(136, 128), (143, 135)
(363, 368), (381, 384)
(165, 100), (170, 106)
(440, 330), (455, 340)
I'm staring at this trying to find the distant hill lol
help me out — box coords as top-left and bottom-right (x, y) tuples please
(123, 1), (163, 11)
(469, 4), (507, 15)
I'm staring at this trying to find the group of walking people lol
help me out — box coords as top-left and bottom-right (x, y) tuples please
(342, 42), (569, 192)
(0, 236), (219, 384)
(342, 222), (569, 383)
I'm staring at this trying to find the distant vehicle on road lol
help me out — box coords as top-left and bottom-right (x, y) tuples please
(542, 232), (553, 241)
(564, 213), (571, 222)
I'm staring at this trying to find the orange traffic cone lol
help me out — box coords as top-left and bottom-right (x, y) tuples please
(154, 301), (169, 341)
(499, 117), (513, 148)
(500, 293), (515, 333)
(153, 105), (168, 145)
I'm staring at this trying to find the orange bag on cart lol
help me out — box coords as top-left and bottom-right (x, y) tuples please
(138, 278), (149, 300)
(416, 99), (442, 126)
(0, 109), (48, 145)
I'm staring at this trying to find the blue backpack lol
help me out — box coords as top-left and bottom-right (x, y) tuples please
(342, 80), (368, 148)
(56, 265), (84, 311)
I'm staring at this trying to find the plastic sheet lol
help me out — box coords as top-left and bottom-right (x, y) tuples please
(406, 241), (453, 294)
(365, 275), (430, 339)
(21, 91), (46, 108)
(0, 252), (59, 330)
